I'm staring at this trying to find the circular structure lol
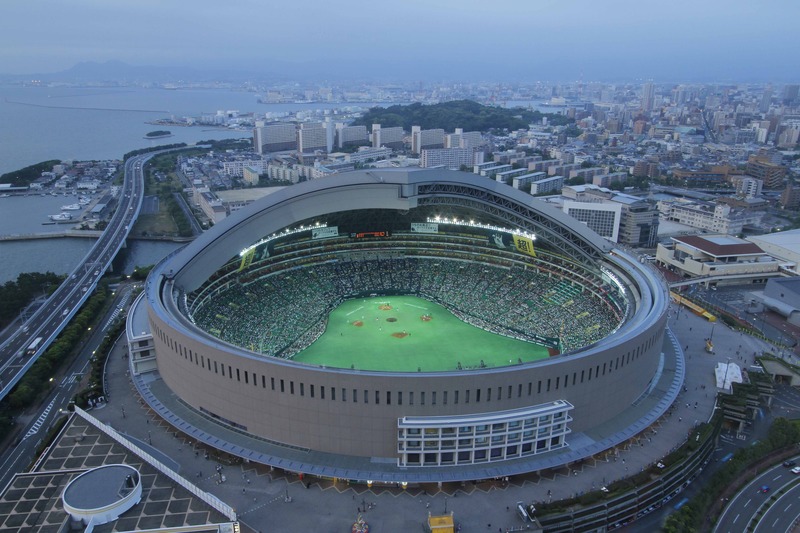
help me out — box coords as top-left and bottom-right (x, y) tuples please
(140, 168), (672, 481)
(62, 464), (142, 526)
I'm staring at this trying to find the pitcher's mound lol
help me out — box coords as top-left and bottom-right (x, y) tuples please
(378, 304), (392, 311)
(353, 321), (364, 327)
(391, 332), (409, 339)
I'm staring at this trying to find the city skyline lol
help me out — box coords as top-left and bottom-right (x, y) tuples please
(1, 0), (799, 83)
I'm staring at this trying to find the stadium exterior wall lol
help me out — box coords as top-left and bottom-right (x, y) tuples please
(144, 169), (669, 472)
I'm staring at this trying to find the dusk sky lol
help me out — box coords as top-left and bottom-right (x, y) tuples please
(2, 0), (798, 82)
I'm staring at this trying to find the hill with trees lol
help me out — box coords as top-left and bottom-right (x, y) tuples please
(0, 160), (60, 187)
(352, 100), (572, 132)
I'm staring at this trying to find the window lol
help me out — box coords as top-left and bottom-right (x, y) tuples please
(244, 370), (249, 384)
(300, 383), (304, 396)
(271, 377), (275, 390)
(236, 368), (241, 382)
(398, 391), (402, 405)
(280, 379), (285, 393)
(290, 381), (294, 394)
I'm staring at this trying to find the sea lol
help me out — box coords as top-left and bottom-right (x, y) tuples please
(0, 85), (380, 282)
(0, 86), (553, 283)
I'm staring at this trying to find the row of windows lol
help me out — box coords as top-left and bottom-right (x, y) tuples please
(401, 437), (566, 467)
(153, 323), (660, 408)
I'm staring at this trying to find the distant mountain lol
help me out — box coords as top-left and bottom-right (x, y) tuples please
(0, 60), (299, 84)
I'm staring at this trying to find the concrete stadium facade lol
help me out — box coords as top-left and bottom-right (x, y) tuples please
(139, 168), (673, 481)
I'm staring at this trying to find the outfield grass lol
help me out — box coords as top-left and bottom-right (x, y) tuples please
(293, 295), (550, 372)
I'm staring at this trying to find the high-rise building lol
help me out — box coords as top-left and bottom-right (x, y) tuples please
(445, 128), (483, 149)
(297, 123), (329, 154)
(782, 84), (799, 105)
(334, 124), (369, 149)
(641, 82), (655, 112)
(759, 85), (772, 113)
(253, 123), (297, 154)
(411, 126), (445, 154)
(371, 124), (404, 150)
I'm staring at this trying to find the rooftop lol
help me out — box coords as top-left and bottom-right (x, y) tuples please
(673, 234), (765, 257)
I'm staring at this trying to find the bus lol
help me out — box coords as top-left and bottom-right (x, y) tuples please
(26, 337), (43, 355)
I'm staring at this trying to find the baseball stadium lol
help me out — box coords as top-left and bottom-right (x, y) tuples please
(131, 168), (678, 482)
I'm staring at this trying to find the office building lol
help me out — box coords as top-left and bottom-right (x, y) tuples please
(563, 201), (622, 241)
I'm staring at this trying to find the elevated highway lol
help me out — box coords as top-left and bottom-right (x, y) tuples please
(0, 149), (176, 401)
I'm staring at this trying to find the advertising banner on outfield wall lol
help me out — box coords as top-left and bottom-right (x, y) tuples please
(411, 222), (439, 233)
(312, 226), (339, 239)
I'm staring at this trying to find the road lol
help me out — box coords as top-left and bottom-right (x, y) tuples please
(0, 151), (158, 401)
(0, 285), (135, 491)
(753, 481), (800, 533)
(714, 458), (800, 533)
(172, 191), (203, 235)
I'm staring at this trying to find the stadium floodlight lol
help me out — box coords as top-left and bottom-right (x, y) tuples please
(427, 217), (536, 241)
(240, 223), (328, 257)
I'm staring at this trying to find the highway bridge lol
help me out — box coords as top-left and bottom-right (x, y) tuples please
(0, 149), (178, 401)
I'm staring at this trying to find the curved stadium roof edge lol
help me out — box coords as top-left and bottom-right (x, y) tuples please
(171, 168), (613, 291)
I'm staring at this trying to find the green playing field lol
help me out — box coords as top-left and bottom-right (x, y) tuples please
(292, 295), (550, 372)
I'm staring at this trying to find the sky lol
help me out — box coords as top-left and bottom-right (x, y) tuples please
(1, 0), (799, 82)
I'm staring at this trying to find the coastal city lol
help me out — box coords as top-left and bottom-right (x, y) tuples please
(1, 2), (800, 533)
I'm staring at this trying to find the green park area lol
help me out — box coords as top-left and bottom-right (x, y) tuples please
(293, 295), (550, 372)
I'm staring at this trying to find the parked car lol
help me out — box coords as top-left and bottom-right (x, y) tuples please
(783, 460), (796, 467)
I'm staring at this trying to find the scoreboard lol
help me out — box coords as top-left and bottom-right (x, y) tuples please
(350, 230), (391, 238)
